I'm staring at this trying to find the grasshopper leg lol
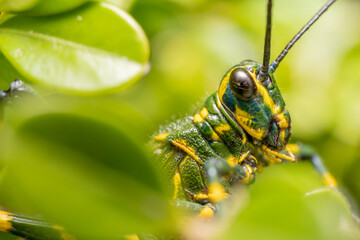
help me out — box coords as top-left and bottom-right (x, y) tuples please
(287, 143), (337, 187)
(0, 210), (75, 240)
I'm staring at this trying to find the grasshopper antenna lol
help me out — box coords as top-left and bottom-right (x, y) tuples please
(258, 0), (273, 81)
(270, 0), (337, 73)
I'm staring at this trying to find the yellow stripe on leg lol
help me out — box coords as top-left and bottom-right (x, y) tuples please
(208, 183), (229, 203)
(322, 172), (337, 187)
(198, 206), (214, 219)
(0, 211), (12, 232)
(193, 193), (209, 202)
(261, 145), (296, 162)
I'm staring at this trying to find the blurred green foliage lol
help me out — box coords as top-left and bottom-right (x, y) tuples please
(222, 163), (356, 240)
(0, 0), (359, 239)
(0, 2), (150, 94)
(0, 98), (172, 239)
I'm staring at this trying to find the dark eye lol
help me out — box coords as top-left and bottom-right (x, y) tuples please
(229, 68), (257, 101)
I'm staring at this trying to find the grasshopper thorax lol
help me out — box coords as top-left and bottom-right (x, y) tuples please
(218, 60), (291, 151)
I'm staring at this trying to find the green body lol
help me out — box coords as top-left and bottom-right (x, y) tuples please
(149, 93), (252, 202)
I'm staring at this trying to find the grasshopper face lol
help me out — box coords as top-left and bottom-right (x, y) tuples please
(218, 60), (291, 151)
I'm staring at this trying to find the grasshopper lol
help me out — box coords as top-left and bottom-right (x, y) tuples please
(149, 0), (337, 218)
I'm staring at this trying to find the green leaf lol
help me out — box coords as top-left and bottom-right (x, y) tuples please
(101, 0), (135, 10)
(0, 2), (150, 94)
(0, 98), (172, 238)
(16, 0), (89, 16)
(0, 0), (88, 16)
(0, 0), (135, 15)
(0, 0), (38, 13)
(221, 163), (358, 240)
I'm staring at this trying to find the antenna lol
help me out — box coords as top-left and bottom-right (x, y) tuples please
(259, 0), (273, 81)
(270, 0), (337, 73)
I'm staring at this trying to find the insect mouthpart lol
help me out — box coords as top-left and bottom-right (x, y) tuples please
(262, 109), (291, 151)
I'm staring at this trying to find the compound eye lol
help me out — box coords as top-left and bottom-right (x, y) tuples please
(229, 68), (257, 101)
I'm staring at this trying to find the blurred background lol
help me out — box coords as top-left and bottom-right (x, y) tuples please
(114, 0), (360, 209)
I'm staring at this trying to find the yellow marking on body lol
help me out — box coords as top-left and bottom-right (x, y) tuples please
(216, 94), (223, 109)
(211, 132), (220, 141)
(238, 151), (250, 164)
(214, 124), (231, 134)
(248, 69), (280, 115)
(198, 206), (214, 219)
(124, 234), (140, 240)
(154, 133), (169, 141)
(227, 152), (249, 168)
(241, 136), (247, 145)
(239, 165), (254, 183)
(245, 165), (253, 174)
(280, 129), (286, 142)
(53, 225), (75, 240)
(194, 193), (209, 201)
(218, 69), (234, 100)
(193, 113), (204, 123)
(200, 108), (209, 119)
(208, 183), (229, 203)
(235, 106), (266, 140)
(322, 172), (338, 187)
(0, 211), (12, 232)
(276, 112), (289, 129)
(172, 171), (181, 199)
(261, 145), (296, 162)
(249, 155), (258, 165)
(171, 139), (203, 165)
(226, 156), (237, 168)
(286, 143), (300, 154)
(193, 108), (209, 124)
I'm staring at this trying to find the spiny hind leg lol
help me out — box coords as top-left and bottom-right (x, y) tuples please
(0, 210), (74, 240)
(286, 143), (337, 187)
